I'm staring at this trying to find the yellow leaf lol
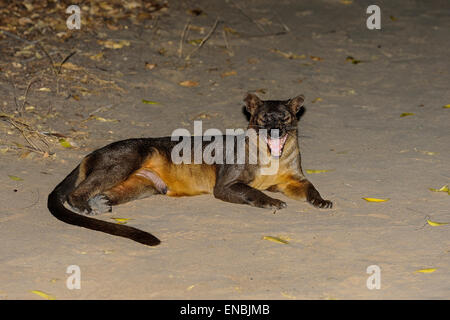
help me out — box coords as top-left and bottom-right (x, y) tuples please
(262, 236), (289, 244)
(400, 112), (415, 117)
(362, 198), (390, 202)
(38, 87), (51, 92)
(429, 185), (449, 193)
(415, 268), (436, 274)
(112, 218), (131, 224)
(442, 104), (450, 109)
(142, 99), (159, 105)
(31, 290), (56, 300)
(340, 0), (353, 4)
(8, 175), (23, 181)
(427, 219), (449, 227)
(59, 138), (72, 148)
(179, 80), (199, 87)
(306, 169), (333, 174)
(312, 97), (323, 103)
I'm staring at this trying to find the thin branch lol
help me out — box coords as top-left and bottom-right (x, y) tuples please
(228, 0), (265, 33)
(185, 17), (220, 60)
(178, 18), (191, 58)
(19, 77), (39, 116)
(0, 30), (38, 45)
(222, 29), (234, 56)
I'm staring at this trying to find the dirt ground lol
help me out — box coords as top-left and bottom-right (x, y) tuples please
(0, 0), (449, 300)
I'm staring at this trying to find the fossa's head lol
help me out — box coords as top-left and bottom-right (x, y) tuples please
(244, 93), (304, 157)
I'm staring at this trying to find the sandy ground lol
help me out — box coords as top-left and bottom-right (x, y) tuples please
(0, 0), (449, 300)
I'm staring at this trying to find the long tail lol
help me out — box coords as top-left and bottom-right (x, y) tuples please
(47, 166), (161, 246)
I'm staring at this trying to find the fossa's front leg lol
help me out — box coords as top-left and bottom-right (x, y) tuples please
(276, 179), (332, 209)
(214, 182), (287, 210)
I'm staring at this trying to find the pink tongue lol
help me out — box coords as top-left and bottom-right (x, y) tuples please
(267, 137), (284, 156)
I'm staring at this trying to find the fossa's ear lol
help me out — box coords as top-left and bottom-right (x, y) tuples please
(288, 94), (305, 114)
(244, 93), (262, 115)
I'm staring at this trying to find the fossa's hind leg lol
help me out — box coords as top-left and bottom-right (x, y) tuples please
(67, 156), (142, 214)
(94, 169), (168, 214)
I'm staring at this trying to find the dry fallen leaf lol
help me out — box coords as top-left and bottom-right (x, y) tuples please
(58, 62), (83, 71)
(312, 97), (323, 103)
(31, 290), (56, 300)
(112, 218), (131, 224)
(429, 185), (449, 194)
(427, 219), (449, 227)
(90, 52), (104, 61)
(8, 175), (23, 181)
(415, 268), (436, 274)
(179, 80), (199, 87)
(400, 112), (415, 117)
(59, 138), (73, 148)
(188, 39), (202, 46)
(310, 55), (324, 61)
(263, 236), (289, 244)
(97, 40), (130, 49)
(223, 26), (239, 35)
(442, 104), (450, 109)
(346, 56), (362, 64)
(142, 99), (159, 105)
(221, 71), (237, 78)
(362, 198), (390, 202)
(90, 116), (119, 123)
(145, 62), (157, 70)
(271, 49), (306, 60)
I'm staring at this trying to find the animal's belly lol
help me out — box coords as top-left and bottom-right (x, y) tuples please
(164, 163), (216, 196)
(141, 152), (216, 196)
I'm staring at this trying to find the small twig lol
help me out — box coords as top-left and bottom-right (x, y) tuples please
(0, 30), (37, 45)
(0, 114), (50, 154)
(185, 17), (220, 60)
(88, 104), (114, 117)
(228, 0), (265, 33)
(222, 29), (234, 56)
(19, 77), (39, 116)
(37, 42), (57, 76)
(19, 188), (40, 210)
(151, 15), (160, 40)
(57, 51), (77, 75)
(8, 76), (20, 112)
(178, 18), (191, 58)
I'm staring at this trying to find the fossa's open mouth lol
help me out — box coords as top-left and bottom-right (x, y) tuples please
(264, 134), (287, 157)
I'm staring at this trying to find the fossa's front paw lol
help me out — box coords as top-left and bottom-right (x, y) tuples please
(309, 198), (333, 209)
(253, 197), (287, 210)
